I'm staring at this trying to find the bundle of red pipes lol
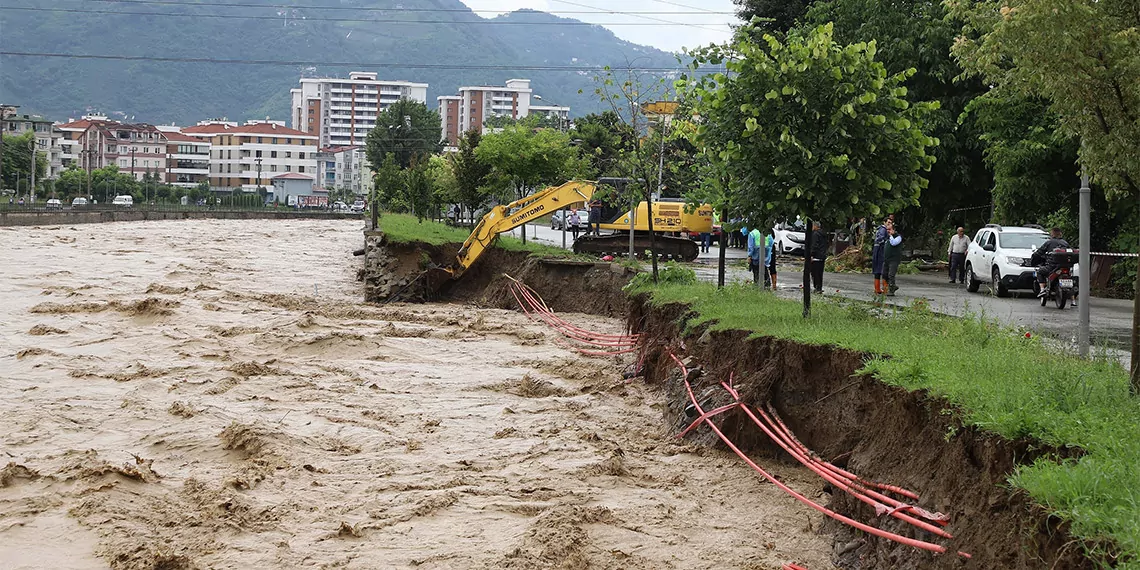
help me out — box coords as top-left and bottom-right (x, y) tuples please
(783, 564), (809, 570)
(505, 275), (639, 356)
(669, 352), (971, 559)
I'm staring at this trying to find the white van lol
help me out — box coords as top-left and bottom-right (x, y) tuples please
(112, 195), (134, 208)
(72, 197), (89, 207)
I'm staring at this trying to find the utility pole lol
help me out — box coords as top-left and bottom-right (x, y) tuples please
(255, 157), (263, 203)
(1078, 167), (1091, 357)
(29, 136), (36, 205)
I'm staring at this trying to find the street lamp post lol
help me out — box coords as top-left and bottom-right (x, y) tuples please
(28, 136), (36, 205)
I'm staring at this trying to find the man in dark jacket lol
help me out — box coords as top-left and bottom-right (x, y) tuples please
(809, 221), (827, 294)
(1033, 227), (1072, 297)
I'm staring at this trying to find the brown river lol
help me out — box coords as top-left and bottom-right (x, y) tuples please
(0, 219), (831, 570)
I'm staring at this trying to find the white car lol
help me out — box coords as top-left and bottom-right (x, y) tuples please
(112, 195), (134, 208)
(964, 224), (1049, 297)
(772, 219), (807, 255)
(45, 198), (63, 210)
(71, 197), (89, 207)
(351, 200), (366, 213)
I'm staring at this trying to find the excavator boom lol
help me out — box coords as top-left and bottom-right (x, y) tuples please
(446, 180), (596, 278)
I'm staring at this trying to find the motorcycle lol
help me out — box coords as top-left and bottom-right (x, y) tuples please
(1034, 249), (1079, 309)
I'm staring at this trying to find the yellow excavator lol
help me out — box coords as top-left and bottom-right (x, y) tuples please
(444, 179), (713, 280)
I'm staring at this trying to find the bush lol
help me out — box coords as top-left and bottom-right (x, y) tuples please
(624, 261), (697, 291)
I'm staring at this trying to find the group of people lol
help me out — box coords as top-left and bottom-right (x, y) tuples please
(738, 221), (829, 293)
(871, 215), (904, 297)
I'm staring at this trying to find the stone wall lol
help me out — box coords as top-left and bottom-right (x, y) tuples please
(0, 210), (358, 227)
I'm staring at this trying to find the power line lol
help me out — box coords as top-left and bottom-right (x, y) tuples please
(644, 0), (725, 13)
(79, 0), (734, 15)
(0, 6), (734, 26)
(0, 51), (724, 72)
(545, 0), (729, 33)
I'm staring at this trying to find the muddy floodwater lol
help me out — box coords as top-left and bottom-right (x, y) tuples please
(1, 220), (833, 570)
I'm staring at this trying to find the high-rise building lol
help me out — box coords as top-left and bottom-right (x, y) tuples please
(182, 120), (318, 193)
(290, 72), (429, 149)
(315, 145), (371, 197)
(437, 79), (570, 147)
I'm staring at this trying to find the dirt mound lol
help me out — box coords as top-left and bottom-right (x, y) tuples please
(497, 505), (618, 569)
(629, 296), (1093, 570)
(0, 462), (40, 487)
(29, 301), (105, 314)
(28, 324), (69, 335)
(28, 298), (178, 317)
(226, 361), (283, 377)
(15, 347), (62, 359)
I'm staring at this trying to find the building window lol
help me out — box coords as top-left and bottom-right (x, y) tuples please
(285, 165), (292, 172)
(299, 166), (305, 173)
(272, 138), (278, 144)
(299, 152), (305, 159)
(257, 137), (263, 143)
(270, 165), (277, 172)
(285, 152), (291, 158)
(255, 150), (262, 158)
(271, 151), (278, 158)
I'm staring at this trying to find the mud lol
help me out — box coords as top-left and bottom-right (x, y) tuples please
(629, 296), (1094, 569)
(361, 232), (633, 317)
(1, 220), (834, 570)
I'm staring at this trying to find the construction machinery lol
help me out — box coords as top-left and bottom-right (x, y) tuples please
(444, 179), (713, 279)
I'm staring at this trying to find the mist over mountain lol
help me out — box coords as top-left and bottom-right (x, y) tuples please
(0, 0), (683, 124)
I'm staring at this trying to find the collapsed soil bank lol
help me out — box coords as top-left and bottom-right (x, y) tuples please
(628, 297), (1094, 570)
(362, 230), (633, 315)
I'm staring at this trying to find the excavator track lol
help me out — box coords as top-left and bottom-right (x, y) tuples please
(572, 234), (699, 262)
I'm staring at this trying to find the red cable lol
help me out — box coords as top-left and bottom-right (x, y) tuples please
(512, 282), (637, 342)
(668, 352), (951, 555)
(766, 404), (922, 503)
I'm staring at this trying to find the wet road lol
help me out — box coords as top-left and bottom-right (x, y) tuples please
(521, 224), (1134, 365)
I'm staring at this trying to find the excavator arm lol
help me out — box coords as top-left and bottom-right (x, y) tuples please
(446, 180), (597, 278)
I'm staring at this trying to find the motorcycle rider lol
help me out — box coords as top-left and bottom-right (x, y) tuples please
(1033, 227), (1071, 298)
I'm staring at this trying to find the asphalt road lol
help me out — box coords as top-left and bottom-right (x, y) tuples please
(517, 224), (1134, 366)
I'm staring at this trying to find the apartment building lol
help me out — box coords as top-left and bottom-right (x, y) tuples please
(163, 131), (211, 188)
(315, 145), (372, 197)
(182, 120), (318, 193)
(55, 116), (170, 182)
(437, 79), (570, 147)
(290, 72), (429, 149)
(2, 104), (65, 178)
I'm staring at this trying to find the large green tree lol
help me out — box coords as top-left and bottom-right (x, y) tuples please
(948, 0), (1140, 388)
(683, 23), (940, 315)
(734, 0), (813, 33)
(569, 111), (635, 177)
(364, 99), (443, 171)
(475, 124), (587, 242)
(800, 0), (992, 249)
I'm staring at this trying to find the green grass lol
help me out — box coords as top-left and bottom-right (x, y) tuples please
(378, 212), (581, 258)
(634, 281), (1139, 567)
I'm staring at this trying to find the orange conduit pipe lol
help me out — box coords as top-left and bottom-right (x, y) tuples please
(760, 404), (947, 525)
(510, 281), (637, 343)
(725, 383), (954, 538)
(783, 565), (809, 570)
(668, 352), (952, 556)
(764, 404), (922, 503)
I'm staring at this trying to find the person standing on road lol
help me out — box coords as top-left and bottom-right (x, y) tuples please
(746, 226), (766, 285)
(871, 217), (890, 296)
(947, 227), (970, 284)
(568, 209), (581, 239)
(884, 220), (904, 296)
(765, 232), (776, 289)
(700, 230), (711, 253)
(809, 221), (827, 294)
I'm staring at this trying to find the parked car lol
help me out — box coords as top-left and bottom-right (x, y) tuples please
(351, 199), (366, 213)
(45, 198), (63, 210)
(332, 200), (349, 212)
(71, 197), (89, 207)
(112, 195), (134, 208)
(551, 209), (589, 231)
(964, 224), (1049, 297)
(772, 219), (807, 255)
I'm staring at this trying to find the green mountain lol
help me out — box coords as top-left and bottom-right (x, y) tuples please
(0, 0), (682, 125)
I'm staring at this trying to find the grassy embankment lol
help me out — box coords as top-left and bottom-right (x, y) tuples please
(633, 279), (1138, 567)
(377, 213), (575, 258)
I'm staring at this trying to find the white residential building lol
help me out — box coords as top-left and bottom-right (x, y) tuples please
(182, 120), (318, 193)
(290, 72), (429, 149)
(163, 131), (211, 188)
(3, 105), (65, 179)
(438, 79), (570, 147)
(55, 115), (170, 182)
(315, 145), (372, 197)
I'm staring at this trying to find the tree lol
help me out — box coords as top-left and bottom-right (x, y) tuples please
(450, 129), (493, 225)
(371, 153), (406, 213)
(800, 0), (992, 251)
(589, 66), (679, 281)
(425, 154), (458, 220)
(682, 23), (940, 315)
(571, 111), (636, 178)
(404, 164), (433, 222)
(364, 99), (442, 171)
(735, 0), (812, 33)
(949, 0), (1140, 389)
(475, 124), (588, 242)
(2, 132), (48, 193)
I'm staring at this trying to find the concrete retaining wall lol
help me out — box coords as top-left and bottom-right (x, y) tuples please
(0, 210), (360, 227)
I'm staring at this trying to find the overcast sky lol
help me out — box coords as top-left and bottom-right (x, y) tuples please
(460, 0), (738, 53)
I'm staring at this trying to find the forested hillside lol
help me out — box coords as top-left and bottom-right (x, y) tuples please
(0, 0), (680, 123)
